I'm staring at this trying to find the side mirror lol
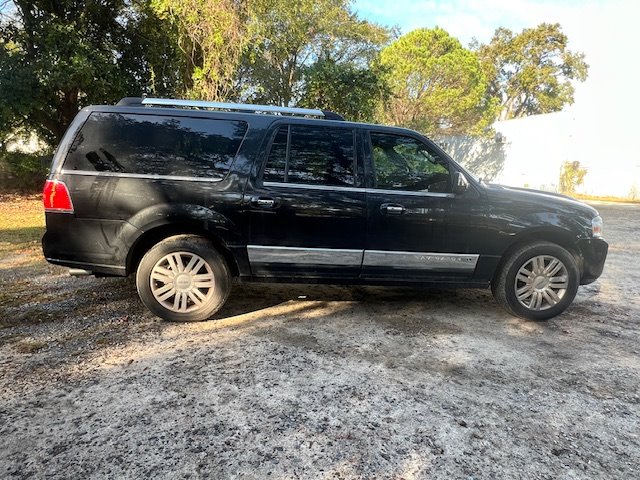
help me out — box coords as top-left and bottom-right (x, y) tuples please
(452, 171), (469, 195)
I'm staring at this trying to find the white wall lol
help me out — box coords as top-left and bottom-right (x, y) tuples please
(441, 109), (640, 199)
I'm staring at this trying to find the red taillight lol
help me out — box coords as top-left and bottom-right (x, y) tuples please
(43, 180), (74, 213)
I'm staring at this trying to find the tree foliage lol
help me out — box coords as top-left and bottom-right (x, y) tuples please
(151, 0), (248, 101)
(476, 23), (588, 120)
(239, 0), (390, 106)
(119, 0), (186, 97)
(0, 1), (140, 145)
(299, 59), (389, 122)
(0, 0), (588, 156)
(380, 28), (497, 136)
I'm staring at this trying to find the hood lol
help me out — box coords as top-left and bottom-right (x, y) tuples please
(484, 183), (599, 217)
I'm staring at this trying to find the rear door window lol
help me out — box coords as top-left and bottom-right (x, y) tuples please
(263, 124), (356, 187)
(64, 112), (248, 180)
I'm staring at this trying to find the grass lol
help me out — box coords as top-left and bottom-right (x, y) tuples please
(0, 194), (44, 249)
(0, 195), (49, 325)
(0, 194), (45, 263)
(569, 193), (640, 205)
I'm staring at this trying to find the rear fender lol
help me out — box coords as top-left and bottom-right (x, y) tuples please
(124, 203), (243, 275)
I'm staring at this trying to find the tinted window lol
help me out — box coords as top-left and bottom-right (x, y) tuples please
(370, 132), (451, 193)
(64, 113), (247, 179)
(263, 125), (355, 186)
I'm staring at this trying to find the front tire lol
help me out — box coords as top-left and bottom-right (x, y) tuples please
(136, 235), (231, 322)
(492, 241), (579, 320)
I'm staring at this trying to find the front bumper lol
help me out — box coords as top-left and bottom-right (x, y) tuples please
(576, 237), (608, 285)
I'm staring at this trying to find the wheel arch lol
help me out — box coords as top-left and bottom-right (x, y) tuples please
(126, 223), (240, 278)
(492, 228), (584, 285)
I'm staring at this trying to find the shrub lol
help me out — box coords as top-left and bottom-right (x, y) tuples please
(0, 150), (51, 193)
(559, 161), (587, 194)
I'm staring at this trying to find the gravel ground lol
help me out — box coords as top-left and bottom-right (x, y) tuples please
(0, 203), (639, 479)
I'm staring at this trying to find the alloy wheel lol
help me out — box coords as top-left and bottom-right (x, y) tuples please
(514, 255), (569, 311)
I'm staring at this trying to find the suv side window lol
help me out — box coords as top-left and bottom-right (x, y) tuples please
(263, 125), (355, 187)
(370, 132), (452, 193)
(64, 112), (248, 180)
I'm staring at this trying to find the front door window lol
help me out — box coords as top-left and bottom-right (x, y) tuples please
(370, 132), (452, 194)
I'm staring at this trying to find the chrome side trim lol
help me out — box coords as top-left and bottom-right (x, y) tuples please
(142, 98), (325, 117)
(247, 246), (363, 266)
(366, 188), (455, 198)
(247, 246), (479, 272)
(60, 169), (223, 183)
(263, 181), (363, 193)
(363, 250), (479, 271)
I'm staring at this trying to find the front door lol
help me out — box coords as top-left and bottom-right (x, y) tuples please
(244, 122), (366, 279)
(362, 130), (481, 282)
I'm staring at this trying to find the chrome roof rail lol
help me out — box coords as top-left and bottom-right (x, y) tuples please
(138, 97), (344, 120)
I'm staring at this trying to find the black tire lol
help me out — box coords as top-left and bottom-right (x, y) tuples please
(491, 241), (579, 321)
(136, 235), (231, 322)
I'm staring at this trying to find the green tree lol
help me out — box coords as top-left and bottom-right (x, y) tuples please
(120, 1), (186, 97)
(380, 28), (497, 136)
(299, 58), (390, 122)
(151, 0), (249, 101)
(0, 1), (168, 146)
(239, 0), (390, 106)
(476, 23), (588, 120)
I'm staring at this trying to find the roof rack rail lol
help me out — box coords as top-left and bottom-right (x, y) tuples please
(134, 97), (345, 121)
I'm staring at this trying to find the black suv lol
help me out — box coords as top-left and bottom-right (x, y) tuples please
(42, 97), (608, 322)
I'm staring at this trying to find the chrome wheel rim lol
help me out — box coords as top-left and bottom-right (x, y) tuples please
(150, 252), (215, 313)
(514, 255), (568, 311)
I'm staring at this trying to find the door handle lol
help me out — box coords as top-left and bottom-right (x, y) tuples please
(381, 203), (405, 215)
(251, 196), (276, 208)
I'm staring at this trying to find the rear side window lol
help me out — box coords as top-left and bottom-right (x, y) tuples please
(263, 125), (355, 187)
(64, 113), (247, 179)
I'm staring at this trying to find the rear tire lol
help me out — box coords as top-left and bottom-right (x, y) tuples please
(492, 241), (579, 321)
(136, 235), (231, 322)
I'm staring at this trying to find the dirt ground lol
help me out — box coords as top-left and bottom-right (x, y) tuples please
(0, 202), (638, 479)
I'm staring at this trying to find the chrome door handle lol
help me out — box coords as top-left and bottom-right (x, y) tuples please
(381, 203), (405, 215)
(251, 197), (276, 208)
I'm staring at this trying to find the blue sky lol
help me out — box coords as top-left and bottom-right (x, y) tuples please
(353, 0), (628, 45)
(352, 0), (639, 112)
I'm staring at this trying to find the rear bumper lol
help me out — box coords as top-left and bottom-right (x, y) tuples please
(576, 238), (608, 285)
(43, 230), (127, 276)
(42, 213), (134, 276)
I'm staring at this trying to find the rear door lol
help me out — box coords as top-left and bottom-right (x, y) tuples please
(244, 122), (366, 279)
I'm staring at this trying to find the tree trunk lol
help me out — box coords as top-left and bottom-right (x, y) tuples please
(56, 89), (80, 143)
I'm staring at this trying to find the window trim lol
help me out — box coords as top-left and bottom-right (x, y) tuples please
(366, 188), (454, 198)
(262, 181), (451, 197)
(60, 169), (224, 183)
(284, 125), (292, 182)
(263, 181), (364, 193)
